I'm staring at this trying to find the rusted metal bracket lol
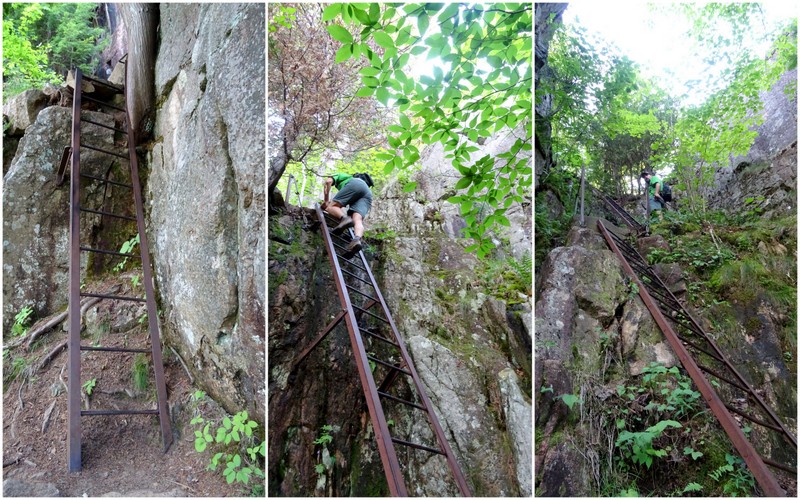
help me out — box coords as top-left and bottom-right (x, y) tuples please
(292, 310), (347, 371)
(598, 219), (787, 496)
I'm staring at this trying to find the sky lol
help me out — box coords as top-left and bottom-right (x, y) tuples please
(562, 2), (797, 107)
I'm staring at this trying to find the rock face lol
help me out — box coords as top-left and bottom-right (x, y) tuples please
(707, 69), (797, 217)
(269, 134), (532, 494)
(3, 106), (133, 331)
(146, 3), (265, 424)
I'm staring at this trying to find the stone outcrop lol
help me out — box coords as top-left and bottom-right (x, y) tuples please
(3, 89), (49, 136)
(707, 69), (797, 217)
(534, 223), (678, 495)
(146, 3), (265, 424)
(2, 106), (132, 332)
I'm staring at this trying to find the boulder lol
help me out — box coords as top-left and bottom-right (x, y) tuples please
(147, 3), (265, 424)
(3, 106), (121, 332)
(3, 479), (61, 497)
(3, 90), (49, 136)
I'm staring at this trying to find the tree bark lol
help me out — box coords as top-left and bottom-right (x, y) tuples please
(119, 3), (158, 144)
(534, 3), (568, 189)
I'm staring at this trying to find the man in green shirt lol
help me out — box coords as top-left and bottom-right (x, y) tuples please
(322, 172), (374, 256)
(641, 170), (664, 220)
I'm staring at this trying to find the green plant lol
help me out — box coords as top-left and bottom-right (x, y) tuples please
(82, 378), (97, 396)
(131, 353), (149, 392)
(314, 424), (334, 446)
(131, 274), (141, 288)
(616, 419), (682, 469)
(11, 306), (34, 336)
(708, 453), (755, 496)
(191, 410), (265, 487)
(114, 234), (140, 273)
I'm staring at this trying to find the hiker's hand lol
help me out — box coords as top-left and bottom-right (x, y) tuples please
(655, 195), (664, 203)
(321, 201), (330, 210)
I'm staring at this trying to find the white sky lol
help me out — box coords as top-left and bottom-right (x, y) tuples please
(562, 2), (798, 107)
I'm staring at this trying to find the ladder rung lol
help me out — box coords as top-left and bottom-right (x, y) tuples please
(366, 355), (410, 375)
(337, 253), (367, 272)
(79, 207), (136, 221)
(346, 285), (378, 303)
(80, 74), (124, 93)
(80, 173), (133, 189)
(391, 437), (444, 455)
(341, 268), (374, 287)
(80, 117), (128, 135)
(80, 143), (129, 159)
(80, 345), (151, 353)
(80, 292), (146, 303)
(353, 304), (389, 324)
(81, 409), (158, 416)
(80, 246), (135, 258)
(81, 94), (126, 111)
(361, 328), (399, 347)
(378, 391), (426, 411)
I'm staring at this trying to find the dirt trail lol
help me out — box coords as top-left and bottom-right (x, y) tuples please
(3, 280), (261, 497)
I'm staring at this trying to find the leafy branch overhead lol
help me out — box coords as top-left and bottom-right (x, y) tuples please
(325, 3), (533, 257)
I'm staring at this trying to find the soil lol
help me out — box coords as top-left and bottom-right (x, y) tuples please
(3, 274), (263, 497)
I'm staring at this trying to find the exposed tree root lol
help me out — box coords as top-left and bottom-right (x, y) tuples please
(170, 346), (194, 384)
(38, 341), (68, 372)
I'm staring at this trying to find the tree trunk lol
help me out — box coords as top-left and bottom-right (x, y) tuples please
(119, 3), (158, 144)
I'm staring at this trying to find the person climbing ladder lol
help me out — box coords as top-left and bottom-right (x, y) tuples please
(321, 172), (374, 256)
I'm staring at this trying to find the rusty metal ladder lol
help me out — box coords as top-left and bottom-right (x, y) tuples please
(60, 66), (172, 472)
(587, 184), (646, 234)
(292, 203), (472, 496)
(597, 219), (796, 496)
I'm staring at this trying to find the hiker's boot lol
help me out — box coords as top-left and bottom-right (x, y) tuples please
(343, 236), (363, 257)
(332, 215), (354, 234)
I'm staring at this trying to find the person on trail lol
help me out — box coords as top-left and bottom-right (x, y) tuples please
(322, 172), (374, 255)
(641, 170), (664, 220)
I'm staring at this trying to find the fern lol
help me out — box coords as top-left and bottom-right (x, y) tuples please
(508, 252), (533, 294)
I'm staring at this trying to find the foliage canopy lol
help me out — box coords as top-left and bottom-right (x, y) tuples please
(2, 3), (108, 99)
(324, 2), (533, 257)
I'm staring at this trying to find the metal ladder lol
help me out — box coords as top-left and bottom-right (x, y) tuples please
(597, 219), (796, 496)
(60, 66), (172, 472)
(292, 203), (472, 496)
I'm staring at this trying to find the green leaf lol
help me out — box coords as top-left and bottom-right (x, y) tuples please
(195, 437), (207, 452)
(326, 25), (353, 44)
(559, 393), (581, 410)
(372, 31), (394, 49)
(335, 44), (352, 63)
(321, 4), (341, 21)
(402, 182), (417, 192)
(454, 177), (471, 190)
(359, 66), (381, 77)
(410, 46), (427, 56)
(376, 86), (390, 104)
(355, 86), (374, 97)
(418, 13), (430, 36)
(682, 483), (703, 493)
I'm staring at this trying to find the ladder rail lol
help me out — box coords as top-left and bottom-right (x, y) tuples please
(66, 68), (84, 474)
(125, 75), (173, 452)
(314, 204), (408, 496)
